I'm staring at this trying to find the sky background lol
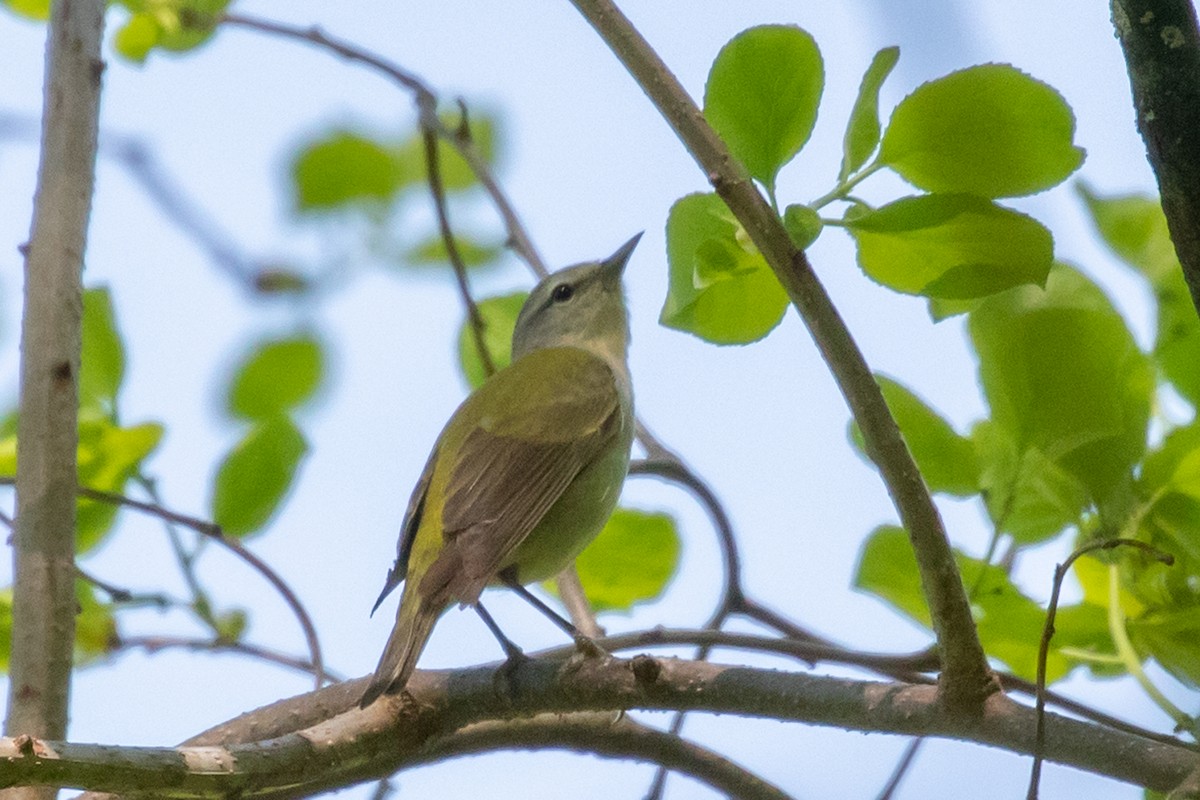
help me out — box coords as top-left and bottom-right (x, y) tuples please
(0, 1), (1188, 797)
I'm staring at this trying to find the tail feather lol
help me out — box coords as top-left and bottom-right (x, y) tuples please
(360, 597), (439, 708)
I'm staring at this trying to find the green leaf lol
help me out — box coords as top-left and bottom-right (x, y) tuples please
(226, 334), (325, 421)
(0, 588), (10, 670)
(880, 64), (1084, 198)
(854, 526), (1078, 681)
(850, 375), (979, 496)
(80, 287), (126, 416)
(974, 422), (1088, 543)
(458, 292), (527, 389)
(572, 509), (680, 612)
(76, 419), (164, 552)
(839, 46), (900, 182)
(1077, 185), (1200, 407)
(114, 12), (159, 63)
(969, 264), (1152, 501)
(782, 203), (823, 250)
(394, 113), (498, 193)
(846, 194), (1052, 299)
(1129, 606), (1200, 689)
(2, 0), (50, 20)
(404, 234), (503, 269)
(661, 192), (789, 344)
(704, 25), (823, 191)
(291, 131), (406, 212)
(211, 416), (308, 537)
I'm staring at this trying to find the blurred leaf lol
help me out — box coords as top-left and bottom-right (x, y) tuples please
(214, 608), (248, 642)
(1129, 606), (1200, 689)
(75, 582), (116, 665)
(2, 0), (49, 20)
(1078, 185), (1200, 407)
(405, 234), (503, 269)
(76, 419), (163, 553)
(969, 264), (1152, 501)
(395, 113), (498, 193)
(846, 194), (1052, 299)
(292, 131), (405, 212)
(112, 0), (228, 62)
(839, 46), (900, 181)
(975, 422), (1087, 543)
(211, 416), (308, 537)
(572, 509), (680, 612)
(458, 292), (527, 389)
(80, 287), (125, 416)
(661, 192), (788, 344)
(253, 267), (312, 296)
(0, 434), (14, 476)
(704, 25), (823, 191)
(880, 64), (1083, 197)
(850, 375), (979, 496)
(854, 526), (1077, 681)
(1141, 422), (1200, 500)
(226, 334), (325, 421)
(782, 203), (823, 250)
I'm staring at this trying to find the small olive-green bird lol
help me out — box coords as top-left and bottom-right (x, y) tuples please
(360, 235), (639, 708)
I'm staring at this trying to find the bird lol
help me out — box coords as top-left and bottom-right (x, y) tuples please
(360, 234), (640, 708)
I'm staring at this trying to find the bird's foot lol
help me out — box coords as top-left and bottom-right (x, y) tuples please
(563, 633), (609, 674)
(491, 647), (532, 700)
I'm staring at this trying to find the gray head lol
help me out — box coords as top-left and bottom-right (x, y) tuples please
(511, 234), (641, 366)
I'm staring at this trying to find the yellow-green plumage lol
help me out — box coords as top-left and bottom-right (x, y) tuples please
(360, 236), (638, 707)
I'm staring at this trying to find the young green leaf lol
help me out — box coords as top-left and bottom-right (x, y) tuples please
(2, 0), (50, 20)
(839, 46), (900, 182)
(80, 287), (126, 416)
(974, 422), (1088, 544)
(880, 64), (1084, 197)
(113, 12), (159, 62)
(661, 192), (789, 344)
(76, 419), (164, 553)
(394, 113), (498, 193)
(969, 264), (1153, 501)
(704, 25), (823, 192)
(211, 415), (308, 537)
(226, 334), (325, 421)
(74, 582), (117, 665)
(0, 588), (10, 671)
(782, 203), (823, 250)
(845, 194), (1052, 299)
(404, 234), (503, 269)
(849, 375), (979, 496)
(112, 0), (229, 62)
(1129, 607), (1200, 689)
(572, 508), (680, 612)
(291, 131), (407, 212)
(1078, 185), (1200, 407)
(854, 525), (1086, 682)
(458, 292), (528, 389)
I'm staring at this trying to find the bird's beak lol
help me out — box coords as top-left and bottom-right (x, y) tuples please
(600, 232), (643, 285)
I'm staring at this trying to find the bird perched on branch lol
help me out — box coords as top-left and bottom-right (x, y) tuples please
(360, 234), (640, 708)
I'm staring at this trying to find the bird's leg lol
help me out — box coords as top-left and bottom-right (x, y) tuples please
(498, 568), (607, 660)
(473, 601), (530, 697)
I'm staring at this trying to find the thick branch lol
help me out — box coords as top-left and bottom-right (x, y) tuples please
(5, 2), (106, 790)
(1111, 0), (1200, 316)
(26, 656), (1200, 798)
(565, 0), (993, 707)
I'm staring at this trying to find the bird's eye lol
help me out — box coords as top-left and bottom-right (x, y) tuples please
(551, 283), (575, 303)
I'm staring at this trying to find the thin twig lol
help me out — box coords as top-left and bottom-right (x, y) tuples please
(876, 738), (924, 800)
(72, 484), (327, 689)
(113, 635), (339, 682)
(1027, 538), (1175, 800)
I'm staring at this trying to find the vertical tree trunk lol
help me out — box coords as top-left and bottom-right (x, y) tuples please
(4, 2), (106, 798)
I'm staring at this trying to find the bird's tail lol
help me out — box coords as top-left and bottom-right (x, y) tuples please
(360, 595), (439, 708)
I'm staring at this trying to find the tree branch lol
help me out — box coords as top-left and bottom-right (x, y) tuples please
(1111, 0), (1200, 317)
(28, 655), (1200, 798)
(565, 0), (994, 710)
(5, 7), (105, 800)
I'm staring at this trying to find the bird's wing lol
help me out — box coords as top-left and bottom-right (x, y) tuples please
(370, 447), (437, 615)
(418, 348), (624, 607)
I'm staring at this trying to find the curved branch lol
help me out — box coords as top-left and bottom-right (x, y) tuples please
(31, 655), (1200, 798)
(565, 0), (994, 710)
